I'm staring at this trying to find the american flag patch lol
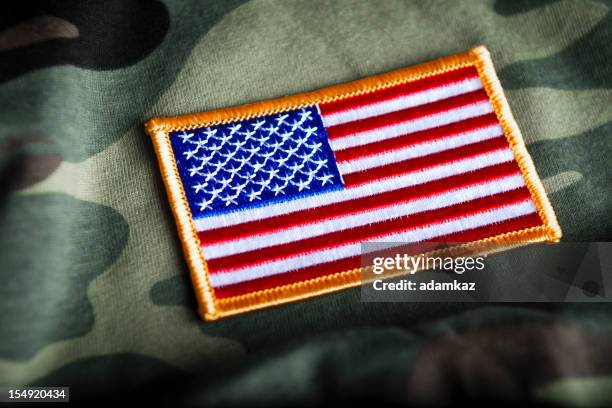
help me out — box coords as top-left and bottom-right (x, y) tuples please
(146, 46), (561, 320)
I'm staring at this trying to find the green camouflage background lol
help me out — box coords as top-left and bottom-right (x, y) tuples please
(1, 0), (612, 405)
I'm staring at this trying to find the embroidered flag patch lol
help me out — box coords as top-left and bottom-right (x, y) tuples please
(145, 46), (561, 320)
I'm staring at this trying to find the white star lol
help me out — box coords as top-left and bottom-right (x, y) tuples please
(253, 135), (271, 144)
(197, 199), (212, 211)
(262, 167), (280, 178)
(303, 127), (318, 138)
(230, 181), (248, 193)
(217, 132), (232, 144)
(189, 166), (201, 177)
(299, 109), (313, 122)
(183, 150), (197, 160)
(284, 146), (299, 156)
(217, 176), (233, 189)
(287, 162), (304, 173)
(247, 189), (263, 202)
(240, 129), (257, 139)
(294, 178), (311, 192)
(224, 165), (239, 176)
(275, 114), (289, 126)
(234, 155), (251, 167)
(221, 194), (238, 206)
(229, 139), (247, 150)
(178, 131), (194, 143)
(229, 124), (242, 134)
(318, 173), (335, 186)
(304, 167), (319, 178)
(203, 169), (216, 181)
(245, 146), (261, 155)
(192, 182), (207, 193)
(271, 183), (285, 196)
(279, 131), (293, 140)
(194, 139), (208, 148)
(289, 119), (302, 131)
(202, 128), (217, 138)
(312, 158), (328, 168)
(274, 155), (290, 166)
(208, 143), (223, 152)
(252, 120), (266, 130)
(269, 140), (284, 150)
(263, 125), (280, 135)
(252, 178), (268, 187)
(260, 150), (277, 159)
(251, 161), (266, 173)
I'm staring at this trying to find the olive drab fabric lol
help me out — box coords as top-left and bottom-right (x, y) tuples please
(1, 0), (612, 405)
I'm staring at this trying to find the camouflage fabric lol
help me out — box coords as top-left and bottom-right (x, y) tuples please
(1, 0), (612, 405)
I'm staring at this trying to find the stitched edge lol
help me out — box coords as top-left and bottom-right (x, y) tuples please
(469, 46), (562, 242)
(149, 129), (218, 320)
(145, 45), (562, 321)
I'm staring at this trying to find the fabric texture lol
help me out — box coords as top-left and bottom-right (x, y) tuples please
(1, 0), (612, 405)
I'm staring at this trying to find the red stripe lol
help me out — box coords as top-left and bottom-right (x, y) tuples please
(198, 162), (521, 245)
(334, 113), (500, 162)
(213, 213), (543, 298)
(319, 66), (480, 116)
(343, 137), (510, 187)
(207, 188), (532, 273)
(325, 89), (489, 140)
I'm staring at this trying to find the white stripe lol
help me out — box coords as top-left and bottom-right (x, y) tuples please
(330, 101), (494, 151)
(338, 124), (504, 174)
(321, 77), (483, 127)
(202, 174), (526, 259)
(194, 148), (515, 231)
(209, 200), (537, 287)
